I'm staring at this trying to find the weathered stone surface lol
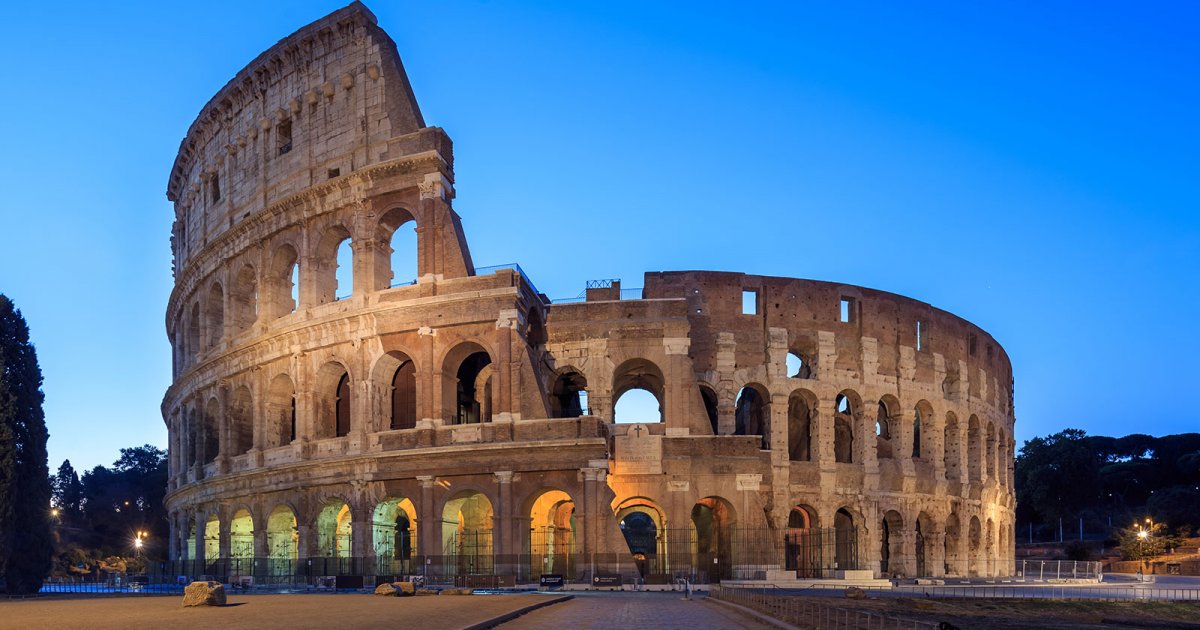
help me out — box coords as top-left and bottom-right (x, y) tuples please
(415, 588), (439, 596)
(392, 582), (415, 596)
(182, 581), (226, 607)
(161, 1), (1017, 586)
(374, 583), (400, 596)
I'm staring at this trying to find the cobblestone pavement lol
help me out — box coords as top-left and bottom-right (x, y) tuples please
(501, 592), (777, 629)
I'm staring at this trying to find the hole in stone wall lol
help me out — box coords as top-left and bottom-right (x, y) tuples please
(277, 119), (293, 155)
(328, 168), (340, 179)
(839, 297), (855, 323)
(742, 290), (758, 315)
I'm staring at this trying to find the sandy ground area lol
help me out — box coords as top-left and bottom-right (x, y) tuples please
(0, 593), (556, 630)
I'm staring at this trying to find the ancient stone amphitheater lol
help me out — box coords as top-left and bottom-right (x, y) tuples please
(163, 3), (1015, 586)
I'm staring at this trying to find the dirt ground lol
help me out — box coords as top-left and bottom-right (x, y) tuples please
(0, 592), (557, 630)
(829, 596), (1200, 629)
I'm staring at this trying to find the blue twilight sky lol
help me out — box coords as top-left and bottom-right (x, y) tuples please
(0, 1), (1196, 472)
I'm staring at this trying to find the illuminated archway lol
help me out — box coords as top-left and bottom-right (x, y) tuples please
(373, 497), (417, 574)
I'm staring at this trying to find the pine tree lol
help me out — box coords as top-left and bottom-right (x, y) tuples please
(0, 295), (52, 594)
(53, 460), (83, 525)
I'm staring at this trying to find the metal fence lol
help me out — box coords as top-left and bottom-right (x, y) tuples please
(711, 585), (938, 629)
(894, 584), (1200, 602)
(1014, 559), (1103, 581)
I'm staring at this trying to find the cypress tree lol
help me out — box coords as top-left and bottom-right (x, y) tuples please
(0, 295), (52, 594)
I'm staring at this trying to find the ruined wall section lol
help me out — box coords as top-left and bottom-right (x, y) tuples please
(166, 3), (425, 276)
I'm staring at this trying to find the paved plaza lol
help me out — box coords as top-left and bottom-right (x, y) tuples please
(501, 592), (775, 630)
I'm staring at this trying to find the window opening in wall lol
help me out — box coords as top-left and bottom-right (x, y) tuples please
(289, 396), (297, 442)
(277, 119), (293, 155)
(389, 221), (418, 288)
(916, 320), (923, 351)
(913, 409), (922, 458)
(968, 333), (977, 356)
(210, 174), (221, 204)
(456, 352), (493, 424)
(614, 388), (661, 424)
(328, 168), (340, 179)
(289, 263), (300, 312)
(786, 352), (804, 378)
(839, 297), (854, 323)
(335, 373), (351, 437)
(334, 238), (353, 300)
(742, 290), (758, 315)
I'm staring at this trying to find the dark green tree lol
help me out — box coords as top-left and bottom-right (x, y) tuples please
(52, 459), (83, 525)
(1014, 428), (1100, 524)
(0, 295), (52, 593)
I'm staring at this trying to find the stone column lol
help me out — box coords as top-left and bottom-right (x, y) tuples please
(580, 467), (599, 574)
(351, 503), (372, 561)
(494, 471), (514, 573)
(219, 514), (232, 563)
(928, 532), (946, 578)
(493, 311), (517, 419)
(417, 476), (436, 558)
(193, 513), (207, 570)
(168, 515), (179, 562)
(769, 393), (788, 463)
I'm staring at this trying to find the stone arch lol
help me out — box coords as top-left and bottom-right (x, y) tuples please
(786, 350), (813, 379)
(442, 341), (494, 424)
(944, 412), (962, 482)
(915, 511), (935, 577)
(945, 512), (963, 576)
(203, 512), (220, 565)
(314, 223), (354, 304)
(230, 508), (254, 566)
(316, 497), (353, 559)
(914, 400), (935, 460)
(550, 369), (588, 418)
(787, 389), (816, 462)
(442, 489), (495, 575)
(373, 350), (417, 431)
(373, 496), (418, 572)
(785, 504), (820, 574)
(834, 390), (860, 464)
(228, 385), (253, 455)
(880, 509), (904, 577)
(266, 242), (300, 317)
(614, 497), (667, 576)
(205, 281), (224, 349)
(968, 515), (982, 576)
(735, 383), (770, 449)
(967, 415), (982, 482)
(186, 302), (201, 362)
(229, 263), (257, 335)
(376, 206), (418, 289)
(526, 488), (576, 577)
(986, 421), (997, 480)
(313, 361), (351, 439)
(692, 496), (736, 581)
(833, 506), (859, 571)
(612, 358), (665, 424)
(876, 395), (898, 459)
(265, 373), (296, 447)
(266, 503), (299, 574)
(202, 397), (220, 465)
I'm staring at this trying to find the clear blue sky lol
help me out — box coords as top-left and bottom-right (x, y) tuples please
(0, 1), (1196, 472)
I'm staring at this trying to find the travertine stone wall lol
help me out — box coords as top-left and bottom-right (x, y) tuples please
(163, 2), (1015, 581)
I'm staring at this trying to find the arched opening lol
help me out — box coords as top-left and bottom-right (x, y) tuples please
(785, 505), (818, 575)
(373, 497), (417, 574)
(229, 386), (253, 455)
(442, 490), (494, 576)
(317, 499), (352, 559)
(692, 497), (735, 582)
(944, 413), (961, 482)
(615, 498), (666, 578)
(230, 509), (254, 570)
(786, 351), (812, 379)
(204, 514), (219, 567)
(834, 508), (858, 571)
(185, 408), (199, 469)
(734, 384), (769, 449)
(267, 244), (299, 318)
(986, 422), (997, 480)
(914, 401), (933, 460)
(186, 303), (201, 362)
(880, 510), (904, 577)
(205, 282), (224, 349)
(834, 393), (856, 463)
(229, 264), (257, 335)
(915, 512), (934, 577)
(699, 384), (719, 435)
(314, 225), (352, 304)
(457, 352), (492, 424)
(550, 371), (588, 418)
(266, 505), (299, 577)
(528, 489), (576, 579)
(390, 360), (416, 430)
(788, 391), (813, 461)
(314, 363), (350, 439)
(525, 306), (548, 347)
(265, 374), (296, 448)
(968, 416), (982, 482)
(378, 207), (418, 289)
(613, 358), (665, 424)
(945, 512), (962, 576)
(875, 399), (894, 459)
(202, 398), (220, 465)
(968, 516), (982, 577)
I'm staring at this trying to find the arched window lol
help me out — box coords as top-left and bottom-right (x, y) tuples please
(377, 207), (418, 289)
(315, 225), (352, 304)
(913, 408), (923, 459)
(335, 373), (351, 437)
(202, 398), (220, 465)
(834, 394), (855, 463)
(967, 416), (982, 482)
(390, 360), (417, 430)
(876, 400), (893, 459)
(788, 391), (812, 461)
(229, 386), (253, 455)
(734, 385), (769, 449)
(612, 359), (665, 424)
(456, 352), (492, 424)
(205, 283), (224, 349)
(186, 302), (201, 361)
(699, 385), (719, 435)
(229, 264), (257, 335)
(266, 374), (296, 448)
(550, 371), (587, 418)
(267, 244), (299, 318)
(334, 238), (353, 300)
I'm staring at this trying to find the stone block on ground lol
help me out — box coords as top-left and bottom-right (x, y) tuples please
(182, 581), (227, 607)
(391, 581), (415, 596)
(415, 588), (439, 596)
(844, 586), (866, 599)
(374, 583), (400, 596)
(442, 587), (474, 595)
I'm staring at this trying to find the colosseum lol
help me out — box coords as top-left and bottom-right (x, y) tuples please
(163, 2), (1016, 587)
